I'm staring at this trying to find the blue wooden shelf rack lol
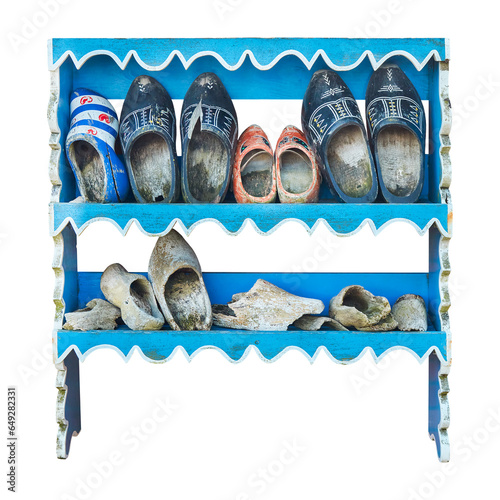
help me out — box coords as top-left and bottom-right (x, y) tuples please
(48, 38), (452, 461)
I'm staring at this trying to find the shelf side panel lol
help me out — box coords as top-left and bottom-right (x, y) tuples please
(48, 59), (77, 203)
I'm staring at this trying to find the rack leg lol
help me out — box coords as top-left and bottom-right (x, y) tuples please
(55, 350), (81, 459)
(428, 351), (450, 462)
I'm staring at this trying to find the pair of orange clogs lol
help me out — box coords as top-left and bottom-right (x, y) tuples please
(233, 125), (321, 204)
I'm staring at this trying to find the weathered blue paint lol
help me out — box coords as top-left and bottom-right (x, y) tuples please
(59, 350), (81, 458)
(77, 271), (431, 313)
(57, 328), (446, 364)
(62, 271), (446, 363)
(59, 226), (78, 324)
(55, 60), (77, 202)
(51, 202), (449, 236)
(67, 53), (432, 102)
(49, 38), (447, 72)
(428, 352), (450, 460)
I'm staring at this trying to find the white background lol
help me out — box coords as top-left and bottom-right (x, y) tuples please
(1, 1), (499, 499)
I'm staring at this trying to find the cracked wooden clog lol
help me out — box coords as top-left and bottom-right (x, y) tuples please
(63, 299), (121, 331)
(213, 279), (324, 331)
(329, 285), (391, 329)
(100, 263), (164, 330)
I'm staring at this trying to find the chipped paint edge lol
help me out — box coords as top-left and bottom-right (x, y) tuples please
(56, 343), (447, 366)
(52, 232), (65, 340)
(48, 67), (62, 204)
(55, 358), (71, 459)
(50, 214), (450, 238)
(429, 60), (451, 462)
(429, 361), (450, 461)
(438, 61), (452, 206)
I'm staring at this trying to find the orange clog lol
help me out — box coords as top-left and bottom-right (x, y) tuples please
(275, 126), (321, 203)
(233, 125), (277, 203)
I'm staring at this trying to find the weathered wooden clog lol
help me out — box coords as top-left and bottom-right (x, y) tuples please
(302, 70), (378, 203)
(233, 125), (276, 203)
(180, 73), (238, 203)
(329, 285), (390, 329)
(100, 263), (164, 330)
(213, 279), (324, 331)
(366, 64), (426, 203)
(119, 76), (180, 203)
(392, 294), (428, 331)
(358, 313), (398, 332)
(293, 315), (348, 331)
(275, 125), (321, 203)
(66, 88), (130, 202)
(148, 229), (212, 330)
(63, 299), (121, 331)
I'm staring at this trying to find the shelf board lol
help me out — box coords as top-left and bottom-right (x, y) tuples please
(49, 38), (448, 75)
(56, 328), (447, 364)
(50, 202), (450, 236)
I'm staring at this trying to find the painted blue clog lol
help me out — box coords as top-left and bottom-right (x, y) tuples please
(119, 76), (180, 203)
(301, 70), (378, 203)
(66, 89), (130, 203)
(365, 63), (426, 203)
(180, 73), (238, 203)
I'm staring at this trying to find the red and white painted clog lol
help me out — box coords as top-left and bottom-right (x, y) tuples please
(275, 126), (320, 203)
(233, 125), (277, 203)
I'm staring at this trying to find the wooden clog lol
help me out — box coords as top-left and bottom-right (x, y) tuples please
(233, 125), (276, 203)
(366, 63), (426, 203)
(302, 70), (378, 203)
(66, 88), (130, 202)
(119, 76), (180, 203)
(63, 299), (121, 331)
(100, 263), (164, 330)
(148, 229), (212, 330)
(180, 73), (238, 203)
(275, 125), (321, 203)
(213, 279), (324, 331)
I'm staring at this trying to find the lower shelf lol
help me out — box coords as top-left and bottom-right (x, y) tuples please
(56, 328), (447, 364)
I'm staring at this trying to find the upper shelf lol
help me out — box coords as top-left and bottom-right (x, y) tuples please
(50, 202), (451, 236)
(49, 38), (451, 210)
(48, 37), (449, 72)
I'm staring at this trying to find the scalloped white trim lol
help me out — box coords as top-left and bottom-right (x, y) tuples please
(50, 214), (450, 238)
(56, 343), (447, 366)
(49, 46), (445, 73)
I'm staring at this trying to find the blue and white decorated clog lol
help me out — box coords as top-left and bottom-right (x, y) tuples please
(302, 70), (378, 203)
(365, 64), (426, 203)
(65, 88), (130, 202)
(180, 73), (238, 203)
